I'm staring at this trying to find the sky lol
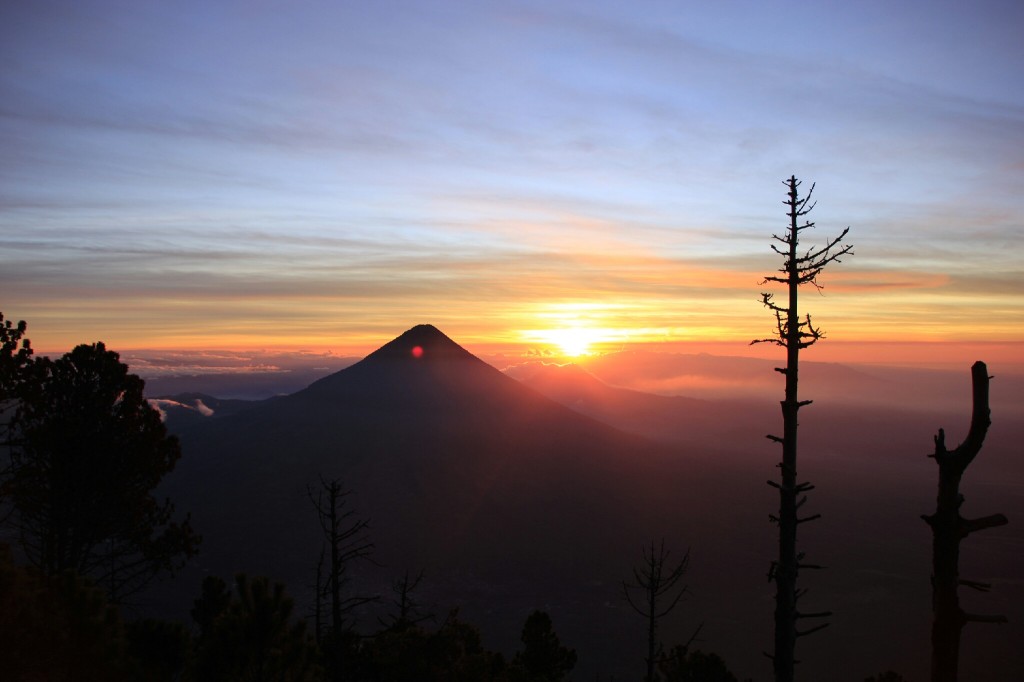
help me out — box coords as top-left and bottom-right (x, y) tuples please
(2, 0), (1023, 366)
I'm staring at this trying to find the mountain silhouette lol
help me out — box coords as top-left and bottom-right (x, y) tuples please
(146, 332), (1024, 680)
(299, 323), (537, 412)
(154, 325), (761, 677)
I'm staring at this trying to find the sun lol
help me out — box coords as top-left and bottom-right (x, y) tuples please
(544, 327), (602, 357)
(524, 304), (619, 357)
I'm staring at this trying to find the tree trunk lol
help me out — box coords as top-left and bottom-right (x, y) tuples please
(756, 176), (848, 681)
(923, 361), (1007, 682)
(647, 579), (657, 682)
(773, 180), (802, 682)
(329, 481), (342, 634)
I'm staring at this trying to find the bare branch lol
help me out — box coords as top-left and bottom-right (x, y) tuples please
(681, 622), (704, 651)
(963, 612), (1008, 625)
(959, 579), (992, 592)
(796, 610), (832, 619)
(962, 513), (1008, 536)
(795, 622), (830, 638)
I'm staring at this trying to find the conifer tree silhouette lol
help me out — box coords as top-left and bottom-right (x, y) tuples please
(512, 610), (577, 682)
(922, 361), (1007, 682)
(190, 574), (319, 682)
(3, 340), (198, 601)
(752, 176), (851, 682)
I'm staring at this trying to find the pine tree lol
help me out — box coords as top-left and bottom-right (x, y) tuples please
(4, 341), (198, 601)
(512, 610), (577, 682)
(190, 574), (321, 682)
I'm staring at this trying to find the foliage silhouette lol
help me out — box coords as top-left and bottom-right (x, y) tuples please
(511, 609), (577, 682)
(364, 608), (507, 681)
(191, 574), (233, 640)
(190, 573), (322, 682)
(658, 645), (740, 682)
(0, 312), (33, 402)
(124, 617), (192, 681)
(864, 672), (910, 682)
(0, 312), (33, 520)
(3, 341), (198, 602)
(0, 542), (133, 680)
(753, 176), (851, 681)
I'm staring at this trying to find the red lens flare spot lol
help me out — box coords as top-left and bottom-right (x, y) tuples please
(411, 345), (424, 359)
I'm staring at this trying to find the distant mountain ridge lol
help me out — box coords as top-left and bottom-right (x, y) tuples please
(149, 393), (259, 430)
(504, 360), (773, 448)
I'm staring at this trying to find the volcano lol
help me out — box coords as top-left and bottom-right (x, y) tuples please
(157, 325), (759, 677)
(166, 324), (691, 573)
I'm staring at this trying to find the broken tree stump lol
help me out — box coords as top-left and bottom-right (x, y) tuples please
(922, 361), (1008, 682)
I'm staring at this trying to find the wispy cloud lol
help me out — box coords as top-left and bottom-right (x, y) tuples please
(1, 0), (1022, 354)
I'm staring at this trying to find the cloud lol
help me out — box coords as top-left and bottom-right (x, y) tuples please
(2, 1), (1022, 353)
(121, 349), (355, 379)
(146, 396), (214, 420)
(146, 398), (173, 420)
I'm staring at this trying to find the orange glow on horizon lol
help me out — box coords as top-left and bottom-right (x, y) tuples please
(29, 323), (1024, 369)
(32, 336), (1024, 374)
(17, 278), (1024, 372)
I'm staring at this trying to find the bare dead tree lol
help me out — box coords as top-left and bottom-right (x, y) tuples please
(752, 176), (851, 682)
(622, 540), (694, 682)
(921, 361), (1008, 682)
(379, 568), (433, 630)
(308, 476), (377, 641)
